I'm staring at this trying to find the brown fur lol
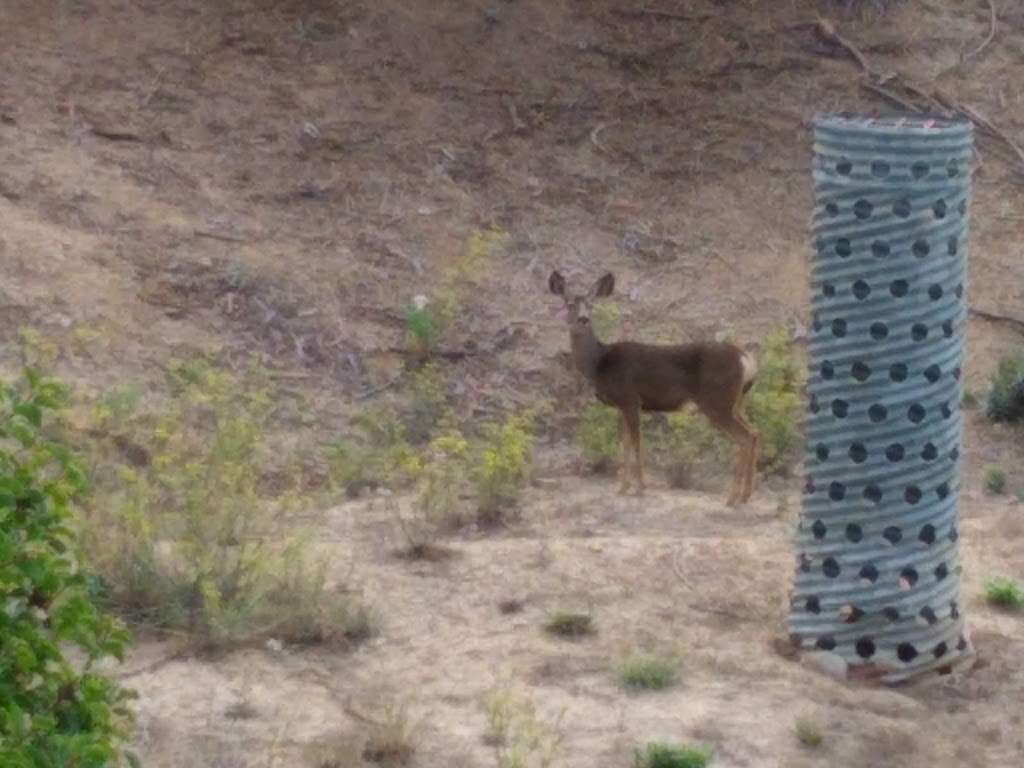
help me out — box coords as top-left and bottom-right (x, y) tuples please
(549, 270), (759, 505)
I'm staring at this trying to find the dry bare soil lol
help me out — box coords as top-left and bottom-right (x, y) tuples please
(3, 1), (1024, 766)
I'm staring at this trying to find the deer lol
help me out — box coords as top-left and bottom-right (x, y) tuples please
(549, 270), (760, 506)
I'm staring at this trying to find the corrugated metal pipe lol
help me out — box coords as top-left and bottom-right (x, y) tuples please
(789, 115), (974, 683)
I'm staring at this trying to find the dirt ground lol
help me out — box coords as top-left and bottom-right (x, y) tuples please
(3, 0), (1024, 766)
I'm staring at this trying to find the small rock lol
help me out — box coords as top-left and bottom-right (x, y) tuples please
(265, 638), (283, 654)
(804, 651), (848, 680)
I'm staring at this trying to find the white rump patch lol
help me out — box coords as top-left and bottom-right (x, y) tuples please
(741, 351), (759, 385)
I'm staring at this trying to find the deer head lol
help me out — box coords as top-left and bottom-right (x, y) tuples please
(548, 270), (615, 334)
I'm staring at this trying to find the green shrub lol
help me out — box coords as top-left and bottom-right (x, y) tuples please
(482, 689), (563, 767)
(984, 467), (1007, 495)
(986, 353), (1024, 423)
(618, 653), (678, 691)
(327, 408), (421, 497)
(396, 429), (470, 555)
(80, 359), (369, 650)
(1, 369), (135, 767)
(634, 742), (712, 768)
(795, 716), (824, 748)
(575, 403), (621, 473)
(591, 301), (622, 340)
(746, 329), (803, 473)
(471, 412), (535, 523)
(405, 362), (449, 442)
(985, 578), (1024, 611)
(543, 611), (594, 639)
(648, 411), (730, 489)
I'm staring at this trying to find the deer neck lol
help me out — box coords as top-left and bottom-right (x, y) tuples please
(570, 325), (605, 384)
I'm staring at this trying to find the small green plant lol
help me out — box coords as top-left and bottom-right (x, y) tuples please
(984, 466), (1007, 495)
(962, 389), (979, 409)
(471, 412), (535, 523)
(634, 742), (712, 768)
(986, 353), (1024, 423)
(618, 653), (678, 691)
(1, 369), (135, 766)
(746, 329), (803, 473)
(482, 689), (563, 768)
(359, 697), (419, 766)
(543, 611), (594, 639)
(795, 716), (824, 748)
(985, 578), (1024, 611)
(591, 301), (622, 340)
(405, 301), (444, 359)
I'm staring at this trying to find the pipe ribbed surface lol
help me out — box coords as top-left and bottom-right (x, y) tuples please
(789, 115), (974, 683)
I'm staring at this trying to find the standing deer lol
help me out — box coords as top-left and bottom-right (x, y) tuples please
(549, 270), (759, 506)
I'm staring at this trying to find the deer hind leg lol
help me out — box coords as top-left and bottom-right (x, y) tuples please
(724, 411), (758, 507)
(705, 407), (755, 507)
(735, 409), (760, 502)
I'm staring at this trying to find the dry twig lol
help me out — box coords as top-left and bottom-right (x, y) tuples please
(965, 0), (998, 64)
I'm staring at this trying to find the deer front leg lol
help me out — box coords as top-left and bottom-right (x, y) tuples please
(623, 405), (644, 497)
(618, 411), (633, 494)
(632, 425), (646, 496)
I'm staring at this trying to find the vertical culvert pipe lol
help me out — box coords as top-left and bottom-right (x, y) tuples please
(789, 115), (974, 683)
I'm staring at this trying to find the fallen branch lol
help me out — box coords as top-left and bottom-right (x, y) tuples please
(502, 94), (526, 133)
(354, 376), (402, 401)
(611, 8), (713, 23)
(117, 647), (188, 679)
(590, 121), (616, 152)
(195, 228), (248, 243)
(814, 18), (868, 73)
(965, 0), (998, 64)
(90, 126), (143, 142)
(810, 17), (1024, 176)
(970, 307), (1024, 333)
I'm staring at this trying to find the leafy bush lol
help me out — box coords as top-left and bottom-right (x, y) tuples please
(543, 611), (594, 639)
(405, 362), (449, 442)
(471, 412), (535, 523)
(575, 403), (621, 473)
(986, 353), (1024, 423)
(985, 578), (1024, 611)
(634, 742), (712, 768)
(648, 411), (730, 489)
(396, 429), (470, 555)
(618, 653), (678, 691)
(1, 370), (134, 767)
(327, 408), (421, 497)
(746, 329), (803, 473)
(984, 467), (1007, 495)
(79, 358), (370, 650)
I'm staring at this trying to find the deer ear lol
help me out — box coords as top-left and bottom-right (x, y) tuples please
(548, 270), (566, 296)
(593, 272), (615, 298)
